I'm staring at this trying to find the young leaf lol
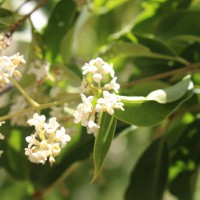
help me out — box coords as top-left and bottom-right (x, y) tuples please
(43, 0), (79, 62)
(125, 137), (168, 200)
(93, 112), (117, 181)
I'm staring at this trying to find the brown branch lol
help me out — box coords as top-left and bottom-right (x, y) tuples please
(121, 62), (200, 88)
(6, 0), (48, 36)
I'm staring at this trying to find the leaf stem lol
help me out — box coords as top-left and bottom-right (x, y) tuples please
(0, 94), (79, 122)
(121, 62), (200, 88)
(9, 77), (40, 108)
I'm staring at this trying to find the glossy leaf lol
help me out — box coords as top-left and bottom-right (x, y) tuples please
(93, 112), (117, 180)
(101, 42), (187, 64)
(43, 0), (79, 61)
(125, 137), (168, 200)
(115, 76), (193, 126)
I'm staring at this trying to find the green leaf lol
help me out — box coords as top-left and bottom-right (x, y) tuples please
(91, 0), (128, 14)
(133, 10), (200, 40)
(168, 119), (200, 200)
(125, 137), (168, 200)
(93, 112), (117, 180)
(101, 42), (188, 64)
(43, 0), (79, 62)
(115, 76), (193, 126)
(115, 91), (193, 127)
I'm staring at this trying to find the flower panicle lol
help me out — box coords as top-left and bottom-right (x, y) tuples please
(73, 57), (124, 135)
(25, 113), (71, 166)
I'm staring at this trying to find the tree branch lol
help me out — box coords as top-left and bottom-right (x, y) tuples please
(121, 62), (200, 88)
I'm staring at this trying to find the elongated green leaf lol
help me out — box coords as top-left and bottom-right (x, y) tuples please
(93, 112), (117, 180)
(101, 42), (187, 64)
(168, 119), (200, 200)
(115, 91), (193, 127)
(43, 0), (79, 61)
(125, 137), (168, 200)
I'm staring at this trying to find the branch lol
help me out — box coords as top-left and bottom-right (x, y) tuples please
(6, 0), (48, 36)
(121, 62), (200, 88)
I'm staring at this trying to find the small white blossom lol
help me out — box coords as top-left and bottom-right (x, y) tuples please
(25, 114), (71, 166)
(96, 91), (124, 115)
(103, 77), (120, 93)
(82, 57), (115, 81)
(73, 94), (94, 125)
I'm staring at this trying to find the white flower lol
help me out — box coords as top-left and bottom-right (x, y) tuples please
(82, 57), (115, 81)
(73, 94), (94, 125)
(25, 114), (71, 165)
(103, 77), (120, 93)
(87, 120), (99, 134)
(28, 60), (50, 81)
(0, 53), (25, 89)
(27, 113), (46, 131)
(96, 91), (124, 115)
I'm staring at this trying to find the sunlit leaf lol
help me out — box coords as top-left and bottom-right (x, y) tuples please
(125, 137), (168, 200)
(43, 0), (79, 62)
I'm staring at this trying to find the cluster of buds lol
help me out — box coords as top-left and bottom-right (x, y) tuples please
(0, 35), (25, 90)
(25, 113), (71, 166)
(73, 57), (124, 135)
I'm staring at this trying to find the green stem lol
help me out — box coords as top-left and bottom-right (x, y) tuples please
(0, 94), (79, 122)
(9, 77), (40, 108)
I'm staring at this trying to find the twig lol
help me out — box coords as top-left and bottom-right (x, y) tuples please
(121, 62), (200, 88)
(6, 0), (48, 36)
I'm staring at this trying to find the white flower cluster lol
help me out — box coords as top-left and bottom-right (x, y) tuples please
(0, 121), (5, 157)
(74, 57), (124, 135)
(28, 60), (50, 81)
(0, 35), (25, 90)
(25, 113), (71, 165)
